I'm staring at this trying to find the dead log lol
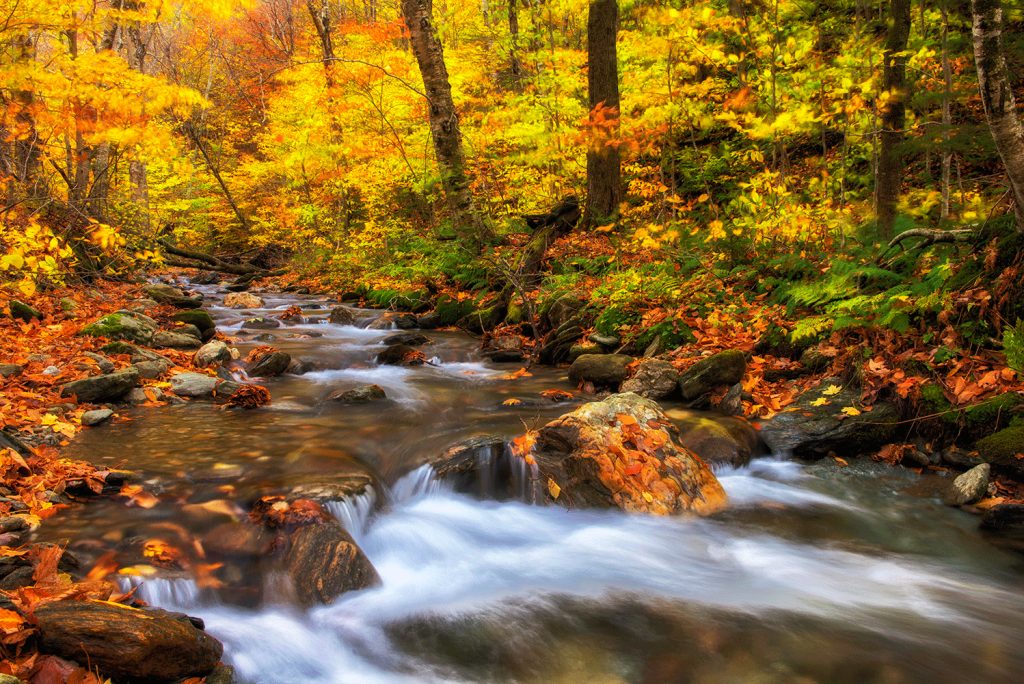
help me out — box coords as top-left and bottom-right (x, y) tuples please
(158, 238), (286, 280)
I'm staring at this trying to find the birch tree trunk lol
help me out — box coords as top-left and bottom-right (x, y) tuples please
(400, 0), (488, 247)
(972, 0), (1024, 232)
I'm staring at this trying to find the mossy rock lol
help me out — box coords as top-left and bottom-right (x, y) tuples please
(9, 300), (42, 323)
(921, 383), (958, 426)
(81, 313), (155, 344)
(921, 385), (1021, 433)
(433, 295), (477, 326)
(505, 302), (526, 325)
(458, 305), (506, 334)
(976, 426), (1024, 478)
(171, 310), (216, 334)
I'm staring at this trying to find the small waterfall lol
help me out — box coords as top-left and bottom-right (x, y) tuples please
(388, 464), (445, 504)
(118, 576), (201, 610)
(325, 486), (378, 540)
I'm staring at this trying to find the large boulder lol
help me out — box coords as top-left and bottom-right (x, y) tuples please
(224, 292), (265, 309)
(523, 393), (726, 514)
(143, 283), (202, 309)
(60, 367), (139, 403)
(82, 312), (156, 344)
(247, 350), (291, 377)
(620, 358), (679, 399)
(975, 427), (1024, 478)
(286, 521), (381, 606)
(171, 310), (216, 340)
(567, 354), (633, 388)
(677, 350), (746, 400)
(34, 599), (222, 681)
(195, 340), (232, 368)
(759, 381), (899, 458)
(328, 306), (357, 325)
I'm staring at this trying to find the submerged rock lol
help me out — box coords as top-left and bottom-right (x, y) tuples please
(60, 367), (139, 403)
(529, 393), (727, 514)
(677, 350), (746, 400)
(376, 343), (425, 366)
(286, 521), (381, 606)
(169, 372), (240, 400)
(620, 358), (679, 399)
(34, 599), (223, 681)
(567, 353), (633, 388)
(759, 381), (899, 458)
(328, 384), (387, 403)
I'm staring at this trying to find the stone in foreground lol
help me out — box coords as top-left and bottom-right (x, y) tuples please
(60, 367), (139, 403)
(677, 350), (746, 400)
(34, 599), (223, 681)
(946, 463), (990, 506)
(286, 521), (381, 606)
(567, 353), (633, 387)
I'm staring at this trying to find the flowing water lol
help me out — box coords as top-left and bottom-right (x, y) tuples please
(40, 284), (1024, 683)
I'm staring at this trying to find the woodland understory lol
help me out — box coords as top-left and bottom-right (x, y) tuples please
(2, 0), (1024, 682)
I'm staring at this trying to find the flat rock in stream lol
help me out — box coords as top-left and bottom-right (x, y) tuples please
(153, 330), (203, 349)
(242, 316), (280, 330)
(34, 599), (223, 681)
(286, 521), (381, 606)
(247, 350), (291, 377)
(224, 292), (265, 309)
(759, 381), (899, 458)
(377, 343), (425, 366)
(328, 384), (387, 403)
(169, 372), (241, 400)
(382, 331), (431, 346)
(81, 409), (114, 427)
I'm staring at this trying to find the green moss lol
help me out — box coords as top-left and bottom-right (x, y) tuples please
(505, 302), (525, 324)
(636, 319), (695, 351)
(81, 313), (153, 343)
(171, 310), (216, 332)
(964, 392), (1023, 428)
(920, 383), (958, 425)
(595, 306), (637, 336)
(9, 300), (42, 322)
(976, 426), (1024, 461)
(100, 341), (138, 356)
(433, 295), (477, 326)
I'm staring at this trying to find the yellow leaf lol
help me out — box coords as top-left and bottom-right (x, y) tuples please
(841, 406), (861, 417)
(547, 478), (561, 499)
(810, 397), (830, 407)
(642, 491), (654, 503)
(833, 456), (849, 467)
(502, 398), (522, 406)
(822, 384), (843, 396)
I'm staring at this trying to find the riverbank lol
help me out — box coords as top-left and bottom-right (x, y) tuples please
(2, 272), (1024, 681)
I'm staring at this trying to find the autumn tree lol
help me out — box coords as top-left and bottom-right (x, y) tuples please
(400, 0), (487, 247)
(584, 0), (622, 227)
(875, 0), (911, 239)
(971, 0), (1024, 232)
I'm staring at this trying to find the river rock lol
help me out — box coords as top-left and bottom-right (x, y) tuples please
(674, 414), (757, 468)
(328, 306), (357, 325)
(287, 357), (316, 375)
(588, 332), (620, 348)
(248, 351), (291, 377)
(204, 522), (271, 558)
(527, 393), (727, 514)
(60, 367), (139, 403)
(34, 599), (223, 681)
(9, 299), (42, 322)
(946, 463), (990, 506)
(377, 343), (425, 366)
(153, 330), (203, 349)
(328, 384), (387, 403)
(759, 381), (899, 458)
(133, 358), (173, 379)
(286, 521), (381, 606)
(975, 427), (1024, 478)
(383, 331), (430, 346)
(82, 312), (156, 344)
(143, 283), (203, 309)
(195, 340), (232, 368)
(677, 350), (746, 400)
(224, 291), (265, 309)
(482, 334), (526, 362)
(171, 310), (216, 340)
(80, 351), (115, 374)
(620, 358), (679, 399)
(169, 372), (221, 398)
(368, 312), (418, 330)
(81, 409), (114, 427)
(568, 354), (633, 387)
(242, 316), (280, 330)
(0, 363), (23, 378)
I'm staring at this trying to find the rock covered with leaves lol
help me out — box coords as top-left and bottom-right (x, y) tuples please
(521, 393), (727, 515)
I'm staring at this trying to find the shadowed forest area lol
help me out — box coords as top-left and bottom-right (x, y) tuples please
(2, 1), (1024, 682)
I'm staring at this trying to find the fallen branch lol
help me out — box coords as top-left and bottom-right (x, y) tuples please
(158, 239), (284, 279)
(887, 228), (975, 250)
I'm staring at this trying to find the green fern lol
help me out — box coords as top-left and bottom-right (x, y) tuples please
(1004, 320), (1024, 374)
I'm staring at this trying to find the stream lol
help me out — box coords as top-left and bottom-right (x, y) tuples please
(40, 284), (1024, 683)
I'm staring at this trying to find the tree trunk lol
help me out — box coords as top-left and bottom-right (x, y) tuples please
(400, 0), (488, 247)
(508, 0), (522, 84)
(184, 123), (251, 232)
(306, 0), (336, 87)
(972, 0), (1024, 231)
(875, 0), (911, 240)
(583, 0), (622, 226)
